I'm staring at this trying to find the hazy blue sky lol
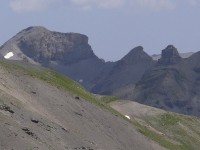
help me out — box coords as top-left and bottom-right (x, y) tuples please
(0, 0), (199, 61)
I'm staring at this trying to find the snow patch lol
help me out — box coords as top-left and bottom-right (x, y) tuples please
(4, 52), (14, 59)
(125, 115), (130, 120)
(79, 79), (83, 83)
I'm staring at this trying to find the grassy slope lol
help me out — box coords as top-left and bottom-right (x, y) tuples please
(143, 112), (200, 150)
(1, 60), (200, 150)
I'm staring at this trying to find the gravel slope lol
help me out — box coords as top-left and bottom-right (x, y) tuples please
(0, 61), (166, 150)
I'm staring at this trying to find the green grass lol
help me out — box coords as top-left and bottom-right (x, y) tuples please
(98, 95), (119, 104)
(159, 113), (180, 126)
(138, 126), (185, 150)
(143, 112), (200, 150)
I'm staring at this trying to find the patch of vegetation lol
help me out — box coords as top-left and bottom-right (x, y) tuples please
(144, 112), (200, 150)
(99, 95), (118, 104)
(159, 113), (179, 126)
(138, 125), (185, 150)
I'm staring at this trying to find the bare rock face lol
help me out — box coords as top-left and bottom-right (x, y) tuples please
(158, 45), (182, 65)
(16, 26), (93, 65)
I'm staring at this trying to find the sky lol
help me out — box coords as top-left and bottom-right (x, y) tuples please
(0, 0), (200, 61)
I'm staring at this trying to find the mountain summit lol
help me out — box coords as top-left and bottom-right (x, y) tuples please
(0, 26), (105, 89)
(120, 46), (153, 64)
(158, 45), (182, 65)
(0, 26), (94, 65)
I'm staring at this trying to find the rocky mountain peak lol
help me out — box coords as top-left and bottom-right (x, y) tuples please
(120, 46), (153, 64)
(23, 26), (48, 32)
(0, 26), (93, 65)
(19, 26), (89, 45)
(158, 45), (182, 65)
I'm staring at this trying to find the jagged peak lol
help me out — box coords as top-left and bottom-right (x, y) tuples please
(19, 26), (49, 34)
(158, 45), (182, 65)
(25, 26), (48, 31)
(120, 46), (153, 64)
(128, 46), (144, 54)
(162, 45), (180, 57)
(123, 46), (145, 58)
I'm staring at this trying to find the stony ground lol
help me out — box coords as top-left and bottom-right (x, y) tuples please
(0, 62), (165, 150)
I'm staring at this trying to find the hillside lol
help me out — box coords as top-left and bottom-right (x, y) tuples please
(110, 100), (200, 150)
(0, 59), (166, 150)
(0, 58), (200, 150)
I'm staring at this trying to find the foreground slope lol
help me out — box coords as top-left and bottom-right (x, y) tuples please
(110, 100), (200, 150)
(0, 60), (165, 150)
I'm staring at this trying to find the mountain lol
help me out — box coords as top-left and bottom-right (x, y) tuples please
(0, 26), (105, 90)
(131, 46), (200, 116)
(158, 45), (182, 65)
(90, 46), (155, 97)
(0, 59), (167, 150)
(0, 26), (154, 96)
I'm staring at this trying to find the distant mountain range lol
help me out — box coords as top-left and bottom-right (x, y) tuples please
(0, 26), (200, 116)
(132, 46), (200, 116)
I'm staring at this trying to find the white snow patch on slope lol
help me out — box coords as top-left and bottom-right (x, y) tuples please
(125, 115), (130, 119)
(4, 52), (14, 59)
(79, 79), (83, 83)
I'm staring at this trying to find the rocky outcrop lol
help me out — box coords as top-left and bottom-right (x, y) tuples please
(158, 45), (182, 65)
(13, 26), (93, 64)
